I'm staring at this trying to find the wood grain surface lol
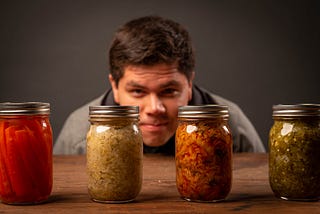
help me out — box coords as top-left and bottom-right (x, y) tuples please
(0, 153), (319, 213)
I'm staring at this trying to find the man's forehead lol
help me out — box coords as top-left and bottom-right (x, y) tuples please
(125, 63), (179, 73)
(126, 79), (182, 88)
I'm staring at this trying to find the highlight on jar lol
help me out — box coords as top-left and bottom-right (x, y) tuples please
(0, 102), (53, 205)
(269, 104), (320, 201)
(175, 105), (233, 202)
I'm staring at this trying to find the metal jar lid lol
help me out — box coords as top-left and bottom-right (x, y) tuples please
(0, 102), (50, 115)
(89, 106), (139, 119)
(178, 105), (229, 118)
(272, 104), (320, 117)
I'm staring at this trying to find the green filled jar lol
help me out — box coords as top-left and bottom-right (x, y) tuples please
(269, 104), (320, 201)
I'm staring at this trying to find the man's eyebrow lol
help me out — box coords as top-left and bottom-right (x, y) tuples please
(126, 80), (182, 88)
(159, 80), (181, 88)
(126, 81), (145, 88)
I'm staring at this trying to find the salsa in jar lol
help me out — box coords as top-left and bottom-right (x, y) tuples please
(0, 102), (53, 204)
(269, 104), (320, 201)
(175, 105), (233, 202)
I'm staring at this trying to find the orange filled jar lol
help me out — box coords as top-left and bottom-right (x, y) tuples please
(0, 102), (53, 204)
(175, 105), (233, 202)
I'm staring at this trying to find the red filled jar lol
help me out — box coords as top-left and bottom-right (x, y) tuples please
(175, 105), (233, 202)
(0, 102), (53, 204)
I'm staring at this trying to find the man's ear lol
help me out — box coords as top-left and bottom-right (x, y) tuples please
(109, 74), (119, 103)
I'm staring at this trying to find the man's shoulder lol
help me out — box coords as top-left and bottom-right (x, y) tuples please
(53, 93), (106, 154)
(68, 95), (104, 122)
(197, 87), (241, 113)
(199, 87), (265, 152)
(201, 87), (246, 126)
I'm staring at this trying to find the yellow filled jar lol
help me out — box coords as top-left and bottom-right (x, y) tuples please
(175, 105), (233, 202)
(269, 104), (320, 201)
(86, 106), (143, 203)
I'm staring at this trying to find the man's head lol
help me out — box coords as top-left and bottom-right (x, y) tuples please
(108, 16), (195, 147)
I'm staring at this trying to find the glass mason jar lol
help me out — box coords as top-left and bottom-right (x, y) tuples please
(86, 106), (143, 203)
(175, 105), (233, 202)
(0, 102), (53, 204)
(269, 104), (320, 201)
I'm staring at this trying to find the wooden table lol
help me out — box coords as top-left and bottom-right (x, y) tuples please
(0, 153), (319, 213)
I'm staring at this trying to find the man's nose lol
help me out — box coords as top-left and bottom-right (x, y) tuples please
(146, 95), (166, 114)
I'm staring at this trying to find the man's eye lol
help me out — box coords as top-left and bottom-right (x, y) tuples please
(161, 88), (178, 96)
(130, 89), (145, 97)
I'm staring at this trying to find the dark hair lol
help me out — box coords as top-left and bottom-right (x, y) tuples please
(109, 15), (195, 86)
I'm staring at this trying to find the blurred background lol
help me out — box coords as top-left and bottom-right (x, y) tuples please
(1, 0), (319, 151)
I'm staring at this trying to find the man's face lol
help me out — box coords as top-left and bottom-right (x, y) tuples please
(109, 63), (193, 147)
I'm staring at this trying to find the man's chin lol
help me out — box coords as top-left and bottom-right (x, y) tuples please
(143, 136), (171, 147)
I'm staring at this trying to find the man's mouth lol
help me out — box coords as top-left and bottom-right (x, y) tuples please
(139, 122), (168, 132)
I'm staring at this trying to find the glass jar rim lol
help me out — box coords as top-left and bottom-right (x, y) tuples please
(272, 104), (320, 117)
(0, 102), (50, 115)
(89, 105), (139, 119)
(178, 105), (229, 118)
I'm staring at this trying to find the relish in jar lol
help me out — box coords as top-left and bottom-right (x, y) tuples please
(269, 104), (320, 201)
(86, 106), (143, 203)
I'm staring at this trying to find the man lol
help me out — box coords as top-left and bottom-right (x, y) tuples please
(54, 15), (265, 155)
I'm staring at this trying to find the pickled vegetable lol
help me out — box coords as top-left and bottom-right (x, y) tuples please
(175, 119), (232, 201)
(0, 117), (53, 204)
(269, 119), (320, 200)
(86, 121), (143, 202)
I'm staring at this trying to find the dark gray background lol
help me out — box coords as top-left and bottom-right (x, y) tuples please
(1, 0), (319, 151)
